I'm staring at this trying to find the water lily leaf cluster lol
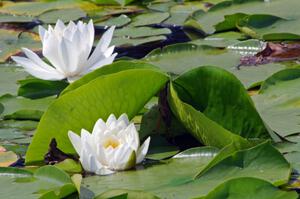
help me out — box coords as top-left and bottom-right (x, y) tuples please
(1, 0), (300, 198)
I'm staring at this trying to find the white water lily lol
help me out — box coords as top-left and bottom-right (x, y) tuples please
(68, 113), (151, 175)
(11, 19), (117, 82)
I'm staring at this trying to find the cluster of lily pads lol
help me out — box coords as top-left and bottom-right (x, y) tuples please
(1, 0), (300, 198)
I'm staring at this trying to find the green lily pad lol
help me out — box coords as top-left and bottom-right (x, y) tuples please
(0, 94), (54, 120)
(0, 13), (34, 23)
(199, 177), (298, 199)
(0, 150), (18, 167)
(0, 120), (38, 131)
(112, 35), (167, 47)
(18, 78), (68, 99)
(37, 8), (86, 24)
(114, 27), (171, 38)
(96, 14), (131, 27)
(0, 1), (83, 16)
(0, 65), (28, 96)
(54, 159), (82, 174)
(164, 2), (206, 26)
(0, 166), (78, 199)
(0, 31), (41, 63)
(95, 189), (160, 199)
(252, 68), (300, 138)
(131, 12), (170, 26)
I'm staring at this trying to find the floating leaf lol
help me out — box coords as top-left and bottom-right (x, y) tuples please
(0, 94), (54, 120)
(95, 189), (160, 199)
(95, 14), (131, 27)
(199, 177), (298, 199)
(131, 12), (170, 26)
(0, 65), (28, 96)
(253, 68), (300, 138)
(114, 27), (171, 38)
(18, 78), (68, 99)
(0, 150), (18, 167)
(0, 31), (41, 63)
(38, 8), (86, 24)
(0, 166), (78, 198)
(0, 13), (34, 23)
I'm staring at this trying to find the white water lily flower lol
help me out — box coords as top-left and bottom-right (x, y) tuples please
(11, 19), (117, 82)
(68, 113), (151, 175)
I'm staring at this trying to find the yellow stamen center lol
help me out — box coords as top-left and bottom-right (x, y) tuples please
(103, 138), (120, 149)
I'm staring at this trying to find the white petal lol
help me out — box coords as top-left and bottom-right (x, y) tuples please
(80, 148), (91, 172)
(68, 131), (82, 155)
(54, 19), (65, 33)
(38, 25), (47, 43)
(80, 129), (94, 148)
(104, 45), (115, 57)
(87, 19), (95, 51)
(96, 144), (108, 165)
(60, 36), (79, 74)
(105, 143), (135, 171)
(136, 137), (151, 164)
(89, 155), (101, 173)
(63, 21), (77, 39)
(127, 123), (140, 151)
(92, 118), (107, 136)
(117, 113), (130, 126)
(86, 53), (117, 73)
(11, 56), (65, 80)
(106, 114), (117, 127)
(87, 26), (115, 67)
(98, 26), (115, 51)
(21, 48), (58, 72)
(42, 34), (66, 73)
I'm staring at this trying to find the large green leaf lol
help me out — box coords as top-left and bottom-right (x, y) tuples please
(82, 142), (290, 198)
(26, 69), (169, 165)
(0, 166), (78, 199)
(199, 177), (298, 199)
(168, 66), (273, 148)
(144, 43), (287, 88)
(174, 66), (270, 139)
(252, 69), (300, 138)
(168, 83), (248, 148)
